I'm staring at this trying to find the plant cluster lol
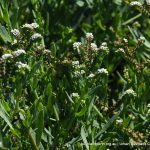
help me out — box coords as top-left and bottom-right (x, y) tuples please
(0, 0), (150, 150)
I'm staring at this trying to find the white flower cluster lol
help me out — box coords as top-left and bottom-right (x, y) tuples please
(91, 43), (98, 50)
(11, 29), (20, 37)
(71, 93), (79, 98)
(62, 59), (69, 64)
(13, 49), (26, 57)
(116, 119), (123, 125)
(100, 42), (109, 54)
(138, 36), (145, 44)
(16, 62), (30, 70)
(22, 23), (39, 29)
(97, 68), (108, 75)
(146, 0), (150, 5)
(130, 1), (142, 7)
(86, 32), (94, 40)
(122, 88), (136, 98)
(116, 48), (125, 54)
(88, 73), (95, 78)
(73, 42), (81, 50)
(123, 38), (128, 43)
(72, 61), (79, 67)
(74, 70), (85, 77)
(43, 49), (51, 54)
(30, 33), (42, 41)
(1, 54), (13, 60)
(147, 104), (150, 114)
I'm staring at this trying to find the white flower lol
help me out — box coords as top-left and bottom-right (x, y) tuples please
(147, 104), (150, 108)
(2, 54), (13, 60)
(31, 23), (39, 29)
(86, 33), (93, 40)
(116, 48), (125, 54)
(91, 43), (98, 50)
(73, 42), (81, 50)
(80, 70), (85, 75)
(16, 62), (30, 70)
(30, 33), (42, 41)
(12, 39), (17, 45)
(122, 88), (136, 97)
(74, 71), (80, 77)
(146, 0), (150, 5)
(62, 59), (69, 64)
(116, 119), (123, 125)
(13, 49), (26, 57)
(88, 73), (95, 78)
(44, 49), (51, 54)
(101, 42), (107, 46)
(71, 93), (79, 98)
(22, 23), (39, 29)
(11, 29), (20, 37)
(123, 38), (128, 43)
(22, 23), (33, 29)
(138, 36), (145, 43)
(72, 61), (79, 66)
(148, 109), (150, 114)
(130, 1), (142, 7)
(73, 70), (85, 77)
(100, 44), (109, 54)
(129, 114), (135, 120)
(97, 68), (108, 75)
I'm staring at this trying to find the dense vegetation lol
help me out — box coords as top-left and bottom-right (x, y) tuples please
(1, 0), (150, 149)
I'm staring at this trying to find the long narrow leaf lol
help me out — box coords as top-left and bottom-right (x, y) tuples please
(81, 126), (89, 150)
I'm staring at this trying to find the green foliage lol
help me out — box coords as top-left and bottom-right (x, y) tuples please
(1, 0), (150, 149)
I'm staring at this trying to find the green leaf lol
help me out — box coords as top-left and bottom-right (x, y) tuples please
(36, 109), (44, 147)
(96, 20), (105, 31)
(29, 128), (38, 150)
(51, 42), (57, 57)
(75, 107), (87, 117)
(53, 104), (59, 121)
(81, 126), (89, 150)
(122, 13), (142, 26)
(65, 91), (74, 104)
(113, 0), (122, 5)
(2, 8), (11, 26)
(95, 106), (123, 139)
(0, 23), (11, 43)
(0, 102), (13, 129)
(76, 1), (84, 7)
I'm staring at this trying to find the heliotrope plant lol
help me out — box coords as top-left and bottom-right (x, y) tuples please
(0, 22), (150, 149)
